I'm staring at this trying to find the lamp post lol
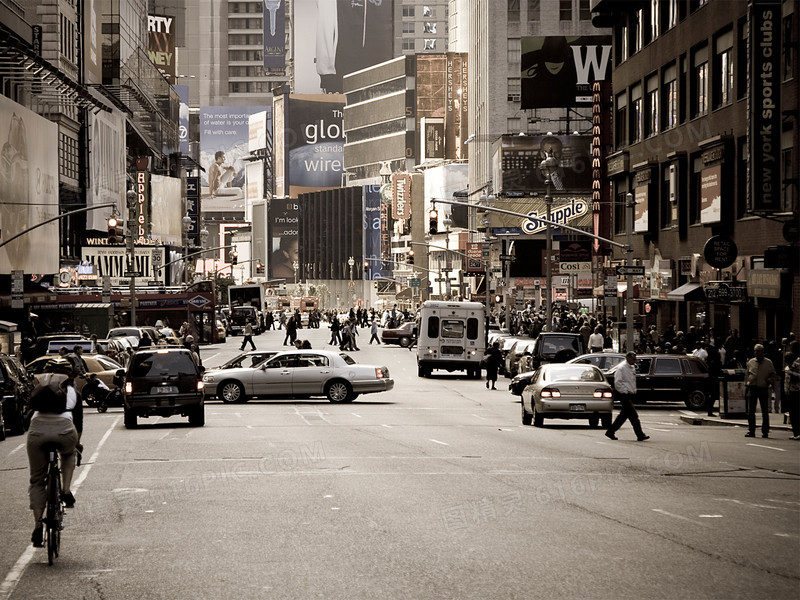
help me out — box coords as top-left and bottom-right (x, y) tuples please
(442, 215), (453, 299)
(348, 256), (355, 304)
(625, 192), (635, 352)
(126, 188), (137, 326)
(539, 151), (559, 332)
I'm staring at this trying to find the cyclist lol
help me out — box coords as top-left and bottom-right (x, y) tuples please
(26, 359), (83, 547)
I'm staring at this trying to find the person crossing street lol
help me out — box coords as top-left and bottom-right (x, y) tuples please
(605, 352), (649, 441)
(240, 319), (256, 351)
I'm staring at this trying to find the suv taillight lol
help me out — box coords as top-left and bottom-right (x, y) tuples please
(125, 382), (132, 393)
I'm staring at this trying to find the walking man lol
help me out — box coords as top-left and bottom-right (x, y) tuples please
(368, 319), (381, 344)
(605, 351), (649, 441)
(240, 319), (256, 351)
(745, 343), (776, 438)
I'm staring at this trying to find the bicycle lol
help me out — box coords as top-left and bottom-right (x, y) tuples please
(41, 443), (64, 565)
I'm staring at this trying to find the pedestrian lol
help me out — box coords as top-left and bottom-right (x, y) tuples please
(368, 320), (381, 345)
(589, 326), (604, 353)
(67, 345), (89, 379)
(407, 321), (418, 351)
(745, 343), (776, 438)
(605, 351), (649, 441)
(483, 341), (503, 390)
(346, 320), (360, 351)
(329, 317), (342, 346)
(240, 319), (256, 351)
(190, 343), (202, 366)
(783, 341), (800, 440)
(283, 315), (297, 346)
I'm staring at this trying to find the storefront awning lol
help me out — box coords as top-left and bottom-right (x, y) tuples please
(666, 282), (705, 301)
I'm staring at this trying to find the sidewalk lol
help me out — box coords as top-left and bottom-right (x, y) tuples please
(679, 410), (794, 432)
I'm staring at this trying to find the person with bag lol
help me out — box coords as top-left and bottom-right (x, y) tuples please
(483, 341), (503, 390)
(26, 359), (83, 547)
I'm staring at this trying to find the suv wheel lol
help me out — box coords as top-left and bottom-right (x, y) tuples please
(123, 408), (137, 429)
(188, 405), (205, 426)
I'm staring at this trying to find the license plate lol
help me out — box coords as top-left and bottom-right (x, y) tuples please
(151, 386), (178, 394)
(569, 404), (586, 412)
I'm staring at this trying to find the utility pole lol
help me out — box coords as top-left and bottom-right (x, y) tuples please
(625, 192), (635, 353)
(127, 188), (137, 326)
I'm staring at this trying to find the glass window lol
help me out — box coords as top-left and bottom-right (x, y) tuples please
(579, 0), (591, 20)
(467, 318), (479, 340)
(402, 39), (415, 51)
(660, 162), (677, 228)
(441, 320), (465, 339)
(403, 22), (415, 34)
(662, 64), (677, 130)
(266, 355), (296, 369)
(528, 0), (540, 21)
(426, 316), (439, 339)
(654, 358), (682, 374)
(559, 0), (572, 21)
(615, 92), (627, 150)
(423, 6), (434, 17)
(509, 0), (520, 22)
(402, 6), (415, 17)
(424, 22), (437, 34)
(508, 78), (521, 102)
(630, 84), (642, 143)
(424, 39), (436, 50)
(714, 30), (733, 108)
(691, 45), (709, 117)
(649, 0), (660, 40)
(631, 8), (643, 54)
(645, 75), (658, 137)
(689, 153), (703, 224)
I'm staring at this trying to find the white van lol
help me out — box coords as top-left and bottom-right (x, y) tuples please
(416, 301), (486, 378)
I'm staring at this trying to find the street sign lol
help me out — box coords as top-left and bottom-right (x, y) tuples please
(559, 261), (591, 273)
(616, 265), (645, 276)
(124, 271), (143, 277)
(499, 254), (516, 261)
(409, 278), (421, 287)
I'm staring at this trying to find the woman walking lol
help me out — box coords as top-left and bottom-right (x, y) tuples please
(483, 341), (503, 390)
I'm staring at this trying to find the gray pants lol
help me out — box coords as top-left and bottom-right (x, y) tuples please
(27, 415), (79, 511)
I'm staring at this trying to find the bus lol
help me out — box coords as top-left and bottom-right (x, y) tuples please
(416, 301), (486, 379)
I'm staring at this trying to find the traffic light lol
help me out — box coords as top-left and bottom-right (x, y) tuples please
(255, 261), (264, 274)
(494, 294), (503, 304)
(407, 249), (414, 264)
(107, 217), (124, 244)
(428, 209), (438, 235)
(230, 250), (238, 265)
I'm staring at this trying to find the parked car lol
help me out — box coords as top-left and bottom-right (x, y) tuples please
(202, 349), (394, 403)
(521, 364), (614, 428)
(46, 339), (97, 355)
(381, 321), (415, 347)
(0, 353), (34, 437)
(508, 333), (587, 395)
(566, 353), (627, 373)
(605, 354), (713, 410)
(107, 326), (165, 348)
(121, 348), (206, 428)
(26, 354), (124, 406)
(216, 351), (279, 370)
(505, 339), (538, 378)
(29, 334), (85, 361)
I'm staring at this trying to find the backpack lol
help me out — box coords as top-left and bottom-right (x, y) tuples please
(30, 373), (69, 414)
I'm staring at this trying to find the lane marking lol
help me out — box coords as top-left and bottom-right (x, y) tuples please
(652, 508), (710, 527)
(9, 443), (25, 456)
(351, 413), (362, 418)
(650, 428), (671, 432)
(1, 417), (120, 600)
(698, 514), (724, 518)
(429, 439), (449, 446)
(746, 443), (786, 452)
(293, 407), (311, 426)
(472, 414), (488, 421)
(381, 424), (392, 428)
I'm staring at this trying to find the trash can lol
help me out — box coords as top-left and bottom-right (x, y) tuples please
(720, 368), (747, 418)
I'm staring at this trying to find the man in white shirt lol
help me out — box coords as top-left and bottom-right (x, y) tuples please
(605, 352), (649, 441)
(692, 341), (708, 362)
(589, 326), (604, 353)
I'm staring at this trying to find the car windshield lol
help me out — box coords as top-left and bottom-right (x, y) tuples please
(540, 336), (581, 358)
(545, 366), (605, 382)
(130, 352), (196, 377)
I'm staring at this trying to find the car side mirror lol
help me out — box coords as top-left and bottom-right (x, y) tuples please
(115, 369), (126, 377)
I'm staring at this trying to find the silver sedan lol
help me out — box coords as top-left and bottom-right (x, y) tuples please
(521, 364), (613, 428)
(202, 349), (394, 403)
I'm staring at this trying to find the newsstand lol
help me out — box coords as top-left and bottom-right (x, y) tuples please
(719, 368), (747, 418)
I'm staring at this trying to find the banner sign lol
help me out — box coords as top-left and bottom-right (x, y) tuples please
(391, 173), (411, 220)
(466, 242), (483, 273)
(634, 186), (648, 233)
(148, 15), (175, 84)
(263, 0), (286, 69)
(700, 164), (722, 224)
(749, 0), (781, 212)
(134, 171), (151, 243)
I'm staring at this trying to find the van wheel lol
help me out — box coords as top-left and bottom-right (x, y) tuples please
(685, 389), (707, 410)
(399, 337), (411, 348)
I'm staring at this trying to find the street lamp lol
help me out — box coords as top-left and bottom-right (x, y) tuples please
(539, 150), (559, 332)
(348, 256), (355, 303)
(182, 215), (193, 284)
(126, 188), (137, 326)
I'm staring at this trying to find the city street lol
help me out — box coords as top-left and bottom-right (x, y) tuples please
(1, 325), (798, 600)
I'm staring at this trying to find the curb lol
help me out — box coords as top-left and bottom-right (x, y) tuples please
(678, 410), (792, 431)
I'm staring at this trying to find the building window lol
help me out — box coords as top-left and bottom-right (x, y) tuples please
(423, 22), (437, 34)
(616, 21), (629, 64)
(508, 38), (521, 65)
(614, 190), (627, 235)
(630, 84), (642, 143)
(402, 6), (415, 17)
(784, 15), (795, 82)
(59, 132), (79, 182)
(507, 117), (521, 133)
(691, 45), (708, 117)
(424, 39), (436, 50)
(661, 0), (677, 31)
(661, 64), (678, 130)
(579, 0), (591, 20)
(645, 75), (658, 137)
(509, 0), (520, 22)
(559, 0), (572, 21)
(403, 22), (415, 34)
(229, 49), (263, 61)
(423, 6), (434, 17)
(649, 0), (659, 41)
(630, 8), (643, 54)
(528, 0), (540, 21)
(713, 30), (733, 109)
(508, 78), (521, 102)
(402, 39), (415, 51)
(615, 92), (627, 150)
(660, 163), (678, 228)
(689, 154), (703, 224)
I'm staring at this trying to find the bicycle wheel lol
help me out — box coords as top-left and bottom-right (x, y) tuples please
(46, 462), (62, 565)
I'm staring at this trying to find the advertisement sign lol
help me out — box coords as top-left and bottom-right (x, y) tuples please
(88, 108), (126, 231)
(149, 175), (182, 245)
(293, 0), (394, 94)
(421, 118), (445, 160)
(134, 171), (151, 243)
(175, 84), (190, 155)
(700, 164), (721, 224)
(0, 96), (59, 274)
(268, 196), (298, 280)
(415, 53), (469, 161)
(83, 0), (102, 85)
(466, 242), (483, 273)
(186, 176), (201, 245)
(200, 106), (265, 203)
(521, 199), (590, 236)
(148, 15), (175, 84)
(634, 186), (648, 233)
(493, 134), (593, 193)
(249, 110), (270, 153)
(81, 246), (165, 286)
(490, 196), (591, 236)
(263, 0), (286, 69)
(364, 185), (389, 281)
(521, 36), (612, 109)
(749, 0), (781, 212)
(391, 173), (411, 220)
(285, 95), (345, 197)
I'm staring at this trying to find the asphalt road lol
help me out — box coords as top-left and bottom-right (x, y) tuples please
(1, 325), (798, 599)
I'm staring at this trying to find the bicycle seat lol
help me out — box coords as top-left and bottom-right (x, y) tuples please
(41, 442), (61, 453)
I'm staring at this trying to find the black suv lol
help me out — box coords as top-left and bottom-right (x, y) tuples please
(508, 333), (586, 395)
(0, 354), (34, 438)
(121, 349), (205, 428)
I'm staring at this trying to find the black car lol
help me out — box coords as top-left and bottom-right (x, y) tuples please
(605, 354), (713, 410)
(0, 353), (34, 437)
(121, 348), (205, 428)
(508, 333), (587, 395)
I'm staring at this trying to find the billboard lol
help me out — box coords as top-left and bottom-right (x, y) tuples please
(249, 110), (270, 153)
(81, 246), (165, 287)
(149, 174), (183, 245)
(364, 184), (389, 281)
(521, 36), (612, 109)
(148, 15), (176, 84)
(263, 0), (286, 69)
(285, 95), (345, 197)
(83, 0), (102, 85)
(175, 84), (190, 155)
(0, 96), (59, 273)
(268, 196), (298, 280)
(293, 0), (394, 94)
(634, 186), (648, 233)
(700, 165), (722, 224)
(200, 106), (265, 204)
(87, 108), (126, 231)
(492, 134), (593, 193)
(415, 53), (469, 161)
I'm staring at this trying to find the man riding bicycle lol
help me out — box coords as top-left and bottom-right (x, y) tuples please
(26, 359), (83, 547)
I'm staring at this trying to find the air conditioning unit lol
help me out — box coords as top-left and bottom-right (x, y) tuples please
(669, 164), (677, 203)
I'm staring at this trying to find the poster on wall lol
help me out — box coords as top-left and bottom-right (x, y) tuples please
(268, 196), (298, 280)
(293, 0), (394, 94)
(200, 106), (265, 206)
(363, 185), (388, 281)
(634, 186), (648, 233)
(148, 14), (176, 84)
(700, 164), (722, 224)
(0, 96), (59, 273)
(263, 0), (286, 69)
(175, 84), (190, 155)
(88, 108), (126, 231)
